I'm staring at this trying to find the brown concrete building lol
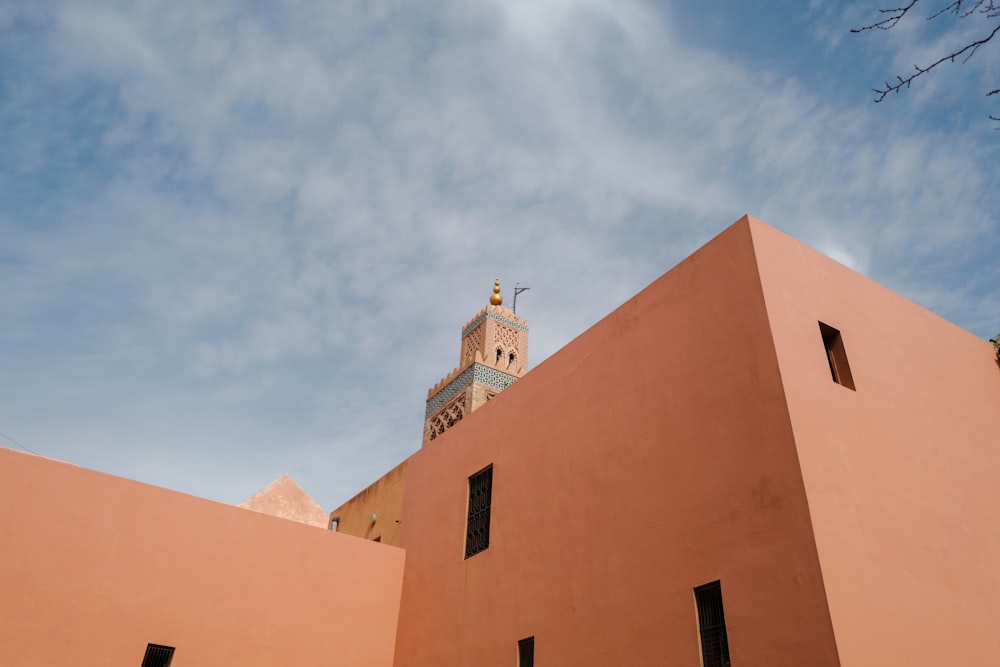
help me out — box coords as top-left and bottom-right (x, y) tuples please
(3, 215), (999, 666)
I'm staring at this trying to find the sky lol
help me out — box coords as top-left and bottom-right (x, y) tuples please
(1, 0), (998, 511)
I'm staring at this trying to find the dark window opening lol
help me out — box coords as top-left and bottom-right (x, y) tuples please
(819, 322), (855, 390)
(465, 465), (493, 558)
(518, 636), (535, 667)
(508, 351), (515, 368)
(141, 644), (175, 667)
(695, 581), (731, 667)
(496, 348), (503, 363)
(329, 516), (340, 532)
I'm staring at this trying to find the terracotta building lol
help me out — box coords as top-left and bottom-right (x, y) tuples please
(329, 277), (528, 545)
(238, 473), (330, 528)
(3, 215), (999, 666)
(0, 448), (403, 667)
(334, 215), (1000, 666)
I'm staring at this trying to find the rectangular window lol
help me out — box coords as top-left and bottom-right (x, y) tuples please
(819, 322), (855, 390)
(465, 465), (493, 558)
(695, 581), (731, 667)
(141, 644), (175, 667)
(329, 516), (340, 532)
(517, 636), (535, 667)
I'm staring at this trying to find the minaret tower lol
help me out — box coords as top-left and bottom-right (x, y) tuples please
(423, 279), (529, 444)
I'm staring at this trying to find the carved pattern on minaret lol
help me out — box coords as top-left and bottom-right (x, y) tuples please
(496, 324), (519, 351)
(462, 326), (484, 363)
(462, 310), (528, 337)
(425, 364), (519, 418)
(426, 366), (475, 417)
(426, 392), (467, 442)
(424, 287), (529, 446)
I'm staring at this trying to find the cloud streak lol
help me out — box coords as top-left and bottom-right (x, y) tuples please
(1, 0), (996, 508)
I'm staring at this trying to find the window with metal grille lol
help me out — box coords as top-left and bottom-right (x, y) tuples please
(518, 636), (535, 667)
(819, 322), (855, 390)
(141, 643), (175, 667)
(465, 465), (493, 558)
(695, 581), (731, 667)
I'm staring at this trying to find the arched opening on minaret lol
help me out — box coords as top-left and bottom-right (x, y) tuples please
(422, 280), (529, 446)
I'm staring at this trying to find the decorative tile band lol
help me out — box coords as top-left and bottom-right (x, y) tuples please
(426, 366), (474, 417)
(474, 364), (519, 392)
(462, 311), (529, 338)
(425, 364), (519, 417)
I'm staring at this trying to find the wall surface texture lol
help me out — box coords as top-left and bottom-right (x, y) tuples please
(0, 447), (404, 667)
(9, 216), (997, 667)
(393, 218), (840, 666)
(752, 217), (1000, 666)
(330, 459), (408, 546)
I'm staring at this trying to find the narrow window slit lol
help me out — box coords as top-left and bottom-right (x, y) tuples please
(141, 644), (175, 667)
(465, 465), (493, 558)
(819, 322), (855, 390)
(518, 636), (535, 667)
(694, 581), (731, 667)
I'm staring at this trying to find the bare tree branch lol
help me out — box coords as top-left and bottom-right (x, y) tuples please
(928, 1), (987, 21)
(852, 1), (921, 33)
(853, 1), (1000, 122)
(871, 22), (1000, 102)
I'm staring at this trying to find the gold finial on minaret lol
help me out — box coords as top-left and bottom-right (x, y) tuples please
(489, 278), (503, 306)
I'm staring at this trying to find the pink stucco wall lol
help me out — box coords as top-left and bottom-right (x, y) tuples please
(0, 446), (404, 667)
(752, 217), (1000, 666)
(394, 218), (839, 666)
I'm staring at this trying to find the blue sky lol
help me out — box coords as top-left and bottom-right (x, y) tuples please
(1, 0), (997, 510)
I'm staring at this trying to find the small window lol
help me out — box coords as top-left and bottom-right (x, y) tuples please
(141, 644), (175, 667)
(465, 465), (493, 558)
(518, 636), (535, 667)
(819, 322), (855, 390)
(329, 516), (340, 532)
(694, 581), (731, 667)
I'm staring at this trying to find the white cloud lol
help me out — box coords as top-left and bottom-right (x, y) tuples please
(0, 0), (996, 509)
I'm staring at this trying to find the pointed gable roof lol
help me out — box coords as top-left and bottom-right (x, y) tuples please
(238, 474), (329, 528)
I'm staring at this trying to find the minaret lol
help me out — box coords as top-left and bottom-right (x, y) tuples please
(423, 279), (529, 444)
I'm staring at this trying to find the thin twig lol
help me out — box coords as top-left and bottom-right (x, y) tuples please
(871, 23), (1000, 101)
